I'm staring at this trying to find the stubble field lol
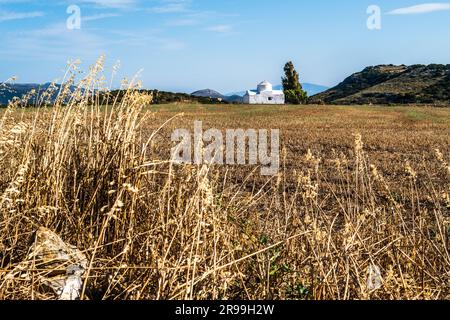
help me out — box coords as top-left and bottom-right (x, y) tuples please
(0, 99), (449, 300)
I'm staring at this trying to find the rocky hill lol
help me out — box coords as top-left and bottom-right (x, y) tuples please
(310, 64), (450, 105)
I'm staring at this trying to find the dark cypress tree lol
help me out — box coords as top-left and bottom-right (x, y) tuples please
(282, 61), (307, 104)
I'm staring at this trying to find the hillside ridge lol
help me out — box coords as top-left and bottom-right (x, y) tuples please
(310, 64), (450, 105)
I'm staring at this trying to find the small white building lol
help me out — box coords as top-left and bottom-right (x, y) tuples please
(243, 80), (285, 105)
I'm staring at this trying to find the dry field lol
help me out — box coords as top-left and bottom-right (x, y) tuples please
(0, 78), (449, 300)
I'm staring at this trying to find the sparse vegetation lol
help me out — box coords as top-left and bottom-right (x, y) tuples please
(0, 60), (449, 300)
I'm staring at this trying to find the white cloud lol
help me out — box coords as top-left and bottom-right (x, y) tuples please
(83, 13), (121, 21)
(148, 0), (191, 14)
(108, 30), (185, 50)
(0, 0), (135, 8)
(388, 3), (450, 15)
(0, 0), (35, 3)
(205, 25), (233, 33)
(0, 22), (110, 62)
(0, 10), (44, 22)
(166, 18), (198, 26)
(79, 0), (136, 9)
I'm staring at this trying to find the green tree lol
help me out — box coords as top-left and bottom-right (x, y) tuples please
(282, 61), (307, 104)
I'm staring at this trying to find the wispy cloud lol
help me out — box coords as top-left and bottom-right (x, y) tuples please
(0, 0), (36, 3)
(109, 29), (185, 50)
(0, 0), (135, 9)
(205, 25), (233, 33)
(148, 0), (191, 14)
(388, 3), (450, 15)
(0, 10), (44, 22)
(79, 0), (136, 9)
(83, 13), (121, 21)
(0, 21), (186, 63)
(166, 18), (199, 26)
(0, 22), (110, 62)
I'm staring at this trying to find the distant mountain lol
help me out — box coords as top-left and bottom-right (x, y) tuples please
(0, 83), (75, 106)
(226, 83), (329, 97)
(1, 83), (38, 105)
(310, 64), (450, 105)
(191, 89), (243, 103)
(0, 84), (230, 106)
(191, 89), (224, 100)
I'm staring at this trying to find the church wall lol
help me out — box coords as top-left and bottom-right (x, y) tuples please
(247, 92), (285, 105)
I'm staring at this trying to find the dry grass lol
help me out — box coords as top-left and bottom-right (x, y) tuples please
(0, 59), (449, 300)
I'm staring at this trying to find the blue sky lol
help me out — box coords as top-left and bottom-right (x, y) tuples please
(0, 0), (450, 93)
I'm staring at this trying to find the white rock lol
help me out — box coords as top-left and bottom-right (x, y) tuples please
(6, 227), (88, 300)
(367, 264), (383, 291)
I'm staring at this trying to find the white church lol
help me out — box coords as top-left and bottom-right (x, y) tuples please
(243, 80), (285, 105)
